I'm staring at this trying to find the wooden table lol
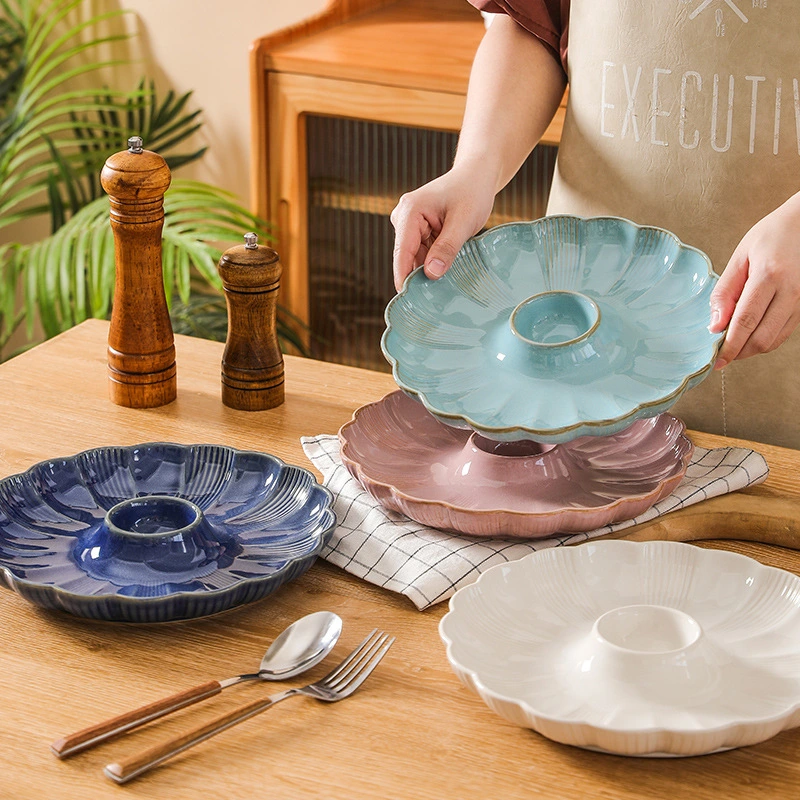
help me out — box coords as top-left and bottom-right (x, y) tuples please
(2, 319), (800, 800)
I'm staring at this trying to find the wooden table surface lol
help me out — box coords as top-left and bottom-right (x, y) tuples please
(2, 319), (800, 800)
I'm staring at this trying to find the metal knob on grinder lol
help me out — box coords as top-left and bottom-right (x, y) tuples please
(218, 233), (285, 410)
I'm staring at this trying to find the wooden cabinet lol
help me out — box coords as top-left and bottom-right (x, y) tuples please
(250, 0), (565, 369)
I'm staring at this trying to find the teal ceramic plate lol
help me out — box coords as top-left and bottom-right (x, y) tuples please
(382, 216), (724, 443)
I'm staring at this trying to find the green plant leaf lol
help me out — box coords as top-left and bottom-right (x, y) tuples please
(57, 221), (72, 325)
(0, 241), (19, 330)
(150, 107), (201, 146)
(44, 133), (84, 218)
(23, 240), (37, 339)
(72, 226), (87, 322)
(88, 212), (105, 312)
(1, 0), (304, 360)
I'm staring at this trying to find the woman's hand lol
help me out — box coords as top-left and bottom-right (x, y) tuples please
(390, 166), (496, 292)
(710, 192), (800, 367)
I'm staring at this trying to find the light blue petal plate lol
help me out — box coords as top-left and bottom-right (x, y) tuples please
(0, 443), (336, 623)
(382, 216), (724, 443)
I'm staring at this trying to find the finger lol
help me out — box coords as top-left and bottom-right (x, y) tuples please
(715, 278), (775, 366)
(738, 304), (800, 359)
(392, 212), (433, 292)
(423, 217), (479, 281)
(709, 247), (748, 332)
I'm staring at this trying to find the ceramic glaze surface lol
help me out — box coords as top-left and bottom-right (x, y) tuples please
(339, 391), (692, 538)
(382, 216), (723, 443)
(0, 443), (336, 622)
(439, 541), (800, 756)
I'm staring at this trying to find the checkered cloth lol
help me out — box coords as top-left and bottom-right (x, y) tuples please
(301, 435), (768, 611)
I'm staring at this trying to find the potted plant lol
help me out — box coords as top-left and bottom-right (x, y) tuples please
(0, 0), (307, 356)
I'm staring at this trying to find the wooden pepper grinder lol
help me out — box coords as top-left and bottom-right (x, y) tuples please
(101, 136), (177, 408)
(218, 233), (285, 410)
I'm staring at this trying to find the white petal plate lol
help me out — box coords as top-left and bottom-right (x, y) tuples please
(439, 540), (800, 756)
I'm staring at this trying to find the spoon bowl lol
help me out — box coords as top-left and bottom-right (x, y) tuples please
(261, 610), (344, 678)
(221, 611), (343, 687)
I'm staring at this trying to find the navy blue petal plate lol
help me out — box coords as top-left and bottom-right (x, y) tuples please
(0, 443), (336, 623)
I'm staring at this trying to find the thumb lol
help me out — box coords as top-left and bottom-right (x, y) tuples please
(709, 248), (748, 332)
(424, 218), (477, 280)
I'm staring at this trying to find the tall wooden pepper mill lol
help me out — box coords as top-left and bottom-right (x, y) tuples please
(101, 136), (177, 408)
(218, 233), (285, 410)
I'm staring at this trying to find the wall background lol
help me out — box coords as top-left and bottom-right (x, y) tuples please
(118, 0), (326, 207)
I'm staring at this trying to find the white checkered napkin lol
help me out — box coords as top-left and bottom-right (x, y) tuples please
(301, 436), (769, 611)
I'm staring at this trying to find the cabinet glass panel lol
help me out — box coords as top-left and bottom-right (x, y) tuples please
(306, 115), (557, 371)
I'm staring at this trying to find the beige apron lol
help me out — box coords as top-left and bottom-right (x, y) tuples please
(547, 0), (800, 448)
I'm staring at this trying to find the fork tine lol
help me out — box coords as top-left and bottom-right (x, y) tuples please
(334, 635), (395, 698)
(320, 628), (379, 683)
(325, 632), (389, 692)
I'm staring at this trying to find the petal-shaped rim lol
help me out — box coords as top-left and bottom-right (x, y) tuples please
(382, 216), (725, 442)
(338, 392), (693, 536)
(438, 541), (800, 752)
(0, 442), (336, 617)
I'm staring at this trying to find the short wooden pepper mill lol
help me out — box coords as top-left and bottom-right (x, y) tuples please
(100, 136), (177, 408)
(218, 233), (285, 410)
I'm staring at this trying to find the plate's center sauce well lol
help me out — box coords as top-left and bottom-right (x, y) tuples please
(510, 291), (601, 347)
(107, 496), (201, 537)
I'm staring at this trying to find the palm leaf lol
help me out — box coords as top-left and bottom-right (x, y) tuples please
(0, 0), (209, 234)
(43, 81), (209, 231)
(0, 0), (135, 230)
(0, 14), (25, 110)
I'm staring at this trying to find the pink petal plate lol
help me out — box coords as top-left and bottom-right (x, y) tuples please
(338, 391), (693, 539)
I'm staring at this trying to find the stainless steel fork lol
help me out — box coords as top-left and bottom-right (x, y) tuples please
(103, 629), (394, 784)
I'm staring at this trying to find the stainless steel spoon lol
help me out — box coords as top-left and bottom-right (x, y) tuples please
(50, 610), (342, 759)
